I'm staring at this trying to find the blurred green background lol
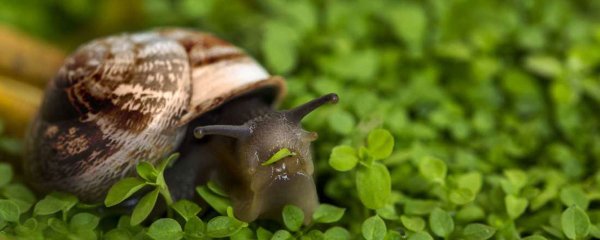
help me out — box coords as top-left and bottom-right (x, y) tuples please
(2, 0), (599, 170)
(2, 0), (600, 239)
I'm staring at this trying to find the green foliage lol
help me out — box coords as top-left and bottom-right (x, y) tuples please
(2, 0), (600, 238)
(262, 148), (296, 166)
(329, 145), (358, 171)
(462, 223), (496, 240)
(147, 218), (183, 240)
(561, 205), (590, 239)
(362, 216), (386, 240)
(429, 208), (454, 238)
(312, 204), (345, 224)
(104, 154), (179, 225)
(171, 200), (201, 222)
(282, 205), (304, 232)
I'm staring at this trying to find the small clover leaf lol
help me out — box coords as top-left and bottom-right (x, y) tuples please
(312, 204), (345, 223)
(329, 145), (359, 171)
(262, 148), (296, 166)
(462, 223), (496, 240)
(429, 208), (454, 238)
(70, 212), (99, 231)
(400, 215), (425, 232)
(561, 205), (590, 240)
(0, 163), (13, 187)
(0, 199), (20, 222)
(171, 200), (202, 222)
(206, 216), (247, 238)
(105, 178), (146, 207)
(282, 204), (304, 231)
(131, 188), (159, 225)
(356, 162), (391, 209)
(366, 129), (394, 160)
(362, 215), (386, 240)
(147, 218), (183, 240)
(418, 156), (447, 184)
(196, 185), (231, 215)
(136, 162), (158, 182)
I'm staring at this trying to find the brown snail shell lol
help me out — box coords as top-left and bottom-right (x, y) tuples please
(24, 29), (285, 202)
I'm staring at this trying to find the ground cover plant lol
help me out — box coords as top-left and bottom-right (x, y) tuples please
(1, 0), (600, 239)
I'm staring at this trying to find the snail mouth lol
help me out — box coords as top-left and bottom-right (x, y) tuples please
(233, 164), (318, 223)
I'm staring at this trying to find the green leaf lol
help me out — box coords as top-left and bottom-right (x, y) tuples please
(184, 216), (206, 239)
(257, 227), (273, 240)
(14, 218), (40, 238)
(70, 213), (99, 231)
(207, 181), (228, 197)
(403, 199), (439, 215)
(366, 129), (394, 160)
(361, 216), (386, 240)
(157, 153), (180, 173)
(271, 229), (293, 240)
(105, 177), (146, 207)
(456, 172), (483, 194)
(262, 148), (296, 166)
(104, 229), (133, 240)
(328, 110), (355, 135)
(356, 162), (391, 209)
(400, 215), (425, 232)
(262, 21), (298, 74)
(456, 205), (485, 222)
(385, 3), (427, 53)
(206, 216), (247, 238)
(418, 156), (447, 184)
(196, 185), (230, 215)
(171, 200), (201, 221)
(329, 145), (358, 171)
(136, 162), (158, 182)
(525, 54), (563, 78)
(500, 169), (528, 195)
(376, 204), (399, 220)
(385, 230), (402, 240)
(0, 200), (20, 222)
(324, 227), (351, 240)
(449, 188), (475, 205)
(34, 192), (78, 216)
(462, 223), (496, 240)
(33, 196), (63, 215)
(561, 205), (590, 240)
(131, 188), (159, 225)
(3, 183), (36, 213)
(408, 232), (433, 240)
(147, 218), (183, 240)
(48, 218), (69, 234)
(522, 235), (548, 240)
(560, 186), (589, 210)
(0, 163), (12, 187)
(312, 204), (345, 223)
(305, 229), (325, 240)
(429, 208), (454, 238)
(282, 205), (304, 231)
(505, 195), (528, 219)
(231, 227), (254, 240)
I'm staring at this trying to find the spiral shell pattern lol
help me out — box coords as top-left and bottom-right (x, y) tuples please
(24, 29), (284, 201)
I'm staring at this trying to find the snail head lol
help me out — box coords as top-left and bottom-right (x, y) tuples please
(193, 93), (338, 222)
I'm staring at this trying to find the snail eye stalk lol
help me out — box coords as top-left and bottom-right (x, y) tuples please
(194, 125), (251, 139)
(285, 93), (339, 123)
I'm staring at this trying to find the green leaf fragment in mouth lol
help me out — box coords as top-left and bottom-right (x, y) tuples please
(262, 148), (296, 166)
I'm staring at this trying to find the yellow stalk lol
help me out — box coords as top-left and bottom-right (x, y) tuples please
(0, 25), (65, 88)
(0, 76), (42, 137)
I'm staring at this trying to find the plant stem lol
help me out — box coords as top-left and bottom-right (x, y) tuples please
(159, 185), (174, 218)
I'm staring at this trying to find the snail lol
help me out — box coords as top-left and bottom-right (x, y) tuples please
(23, 28), (338, 222)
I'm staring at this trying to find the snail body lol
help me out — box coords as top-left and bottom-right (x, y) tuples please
(24, 29), (337, 222)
